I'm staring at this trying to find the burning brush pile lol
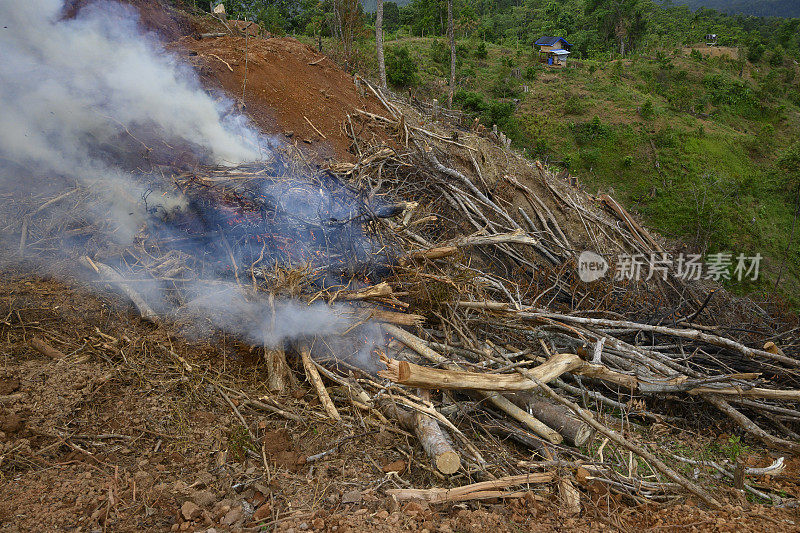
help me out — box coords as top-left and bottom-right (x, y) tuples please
(9, 79), (800, 508)
(3, 0), (800, 511)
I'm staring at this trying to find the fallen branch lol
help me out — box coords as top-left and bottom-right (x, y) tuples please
(80, 257), (158, 322)
(703, 394), (800, 453)
(386, 472), (554, 503)
(298, 342), (341, 421)
(528, 376), (723, 509)
(29, 338), (66, 359)
(520, 311), (800, 368)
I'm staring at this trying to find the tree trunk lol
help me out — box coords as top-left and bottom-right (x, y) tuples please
(264, 347), (292, 392)
(447, 0), (455, 108)
(376, 0), (386, 88)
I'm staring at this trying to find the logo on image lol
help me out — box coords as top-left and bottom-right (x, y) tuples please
(577, 251), (608, 282)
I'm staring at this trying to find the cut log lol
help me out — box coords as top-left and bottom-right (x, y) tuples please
(375, 393), (460, 474)
(526, 399), (593, 447)
(379, 353), (585, 391)
(414, 390), (461, 475)
(29, 338), (66, 359)
(380, 324), (563, 443)
(484, 392), (563, 444)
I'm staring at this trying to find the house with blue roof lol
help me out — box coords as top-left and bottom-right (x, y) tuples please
(535, 36), (572, 67)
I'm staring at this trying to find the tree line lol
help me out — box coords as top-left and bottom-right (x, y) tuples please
(212, 0), (798, 62)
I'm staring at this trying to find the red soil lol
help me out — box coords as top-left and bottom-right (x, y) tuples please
(176, 34), (386, 161)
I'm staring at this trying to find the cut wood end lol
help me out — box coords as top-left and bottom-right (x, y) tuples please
(435, 451), (461, 475)
(573, 425), (594, 448)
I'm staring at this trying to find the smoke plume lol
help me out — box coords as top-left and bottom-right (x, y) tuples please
(0, 0), (384, 366)
(0, 0), (261, 238)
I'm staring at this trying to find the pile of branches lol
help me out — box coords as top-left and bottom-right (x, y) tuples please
(305, 78), (799, 507)
(7, 79), (800, 510)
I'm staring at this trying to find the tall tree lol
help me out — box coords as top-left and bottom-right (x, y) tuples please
(376, 0), (387, 88)
(331, 0), (362, 70)
(586, 0), (648, 55)
(447, 0), (455, 107)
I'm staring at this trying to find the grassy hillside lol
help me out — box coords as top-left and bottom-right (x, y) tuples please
(308, 33), (800, 303)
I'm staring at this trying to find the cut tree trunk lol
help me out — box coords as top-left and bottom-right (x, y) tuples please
(525, 399), (593, 447)
(264, 347), (292, 392)
(414, 390), (461, 474)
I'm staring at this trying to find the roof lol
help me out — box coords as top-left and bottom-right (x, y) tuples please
(535, 36), (572, 47)
(549, 49), (570, 55)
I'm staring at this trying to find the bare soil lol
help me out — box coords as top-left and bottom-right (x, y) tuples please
(174, 34), (389, 162)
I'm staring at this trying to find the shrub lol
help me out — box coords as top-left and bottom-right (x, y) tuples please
(769, 48), (785, 67)
(490, 67), (518, 98)
(653, 127), (679, 148)
(623, 155), (634, 167)
(579, 147), (601, 167)
(429, 39), (449, 66)
(563, 94), (586, 116)
(689, 48), (704, 62)
(610, 61), (624, 81)
(386, 47), (418, 87)
(475, 41), (488, 59)
(703, 73), (760, 116)
(571, 116), (609, 146)
(453, 90), (486, 115)
(747, 43), (765, 63)
(639, 98), (655, 119)
(483, 100), (514, 125)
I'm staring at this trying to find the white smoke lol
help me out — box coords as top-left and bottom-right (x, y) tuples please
(0, 0), (384, 366)
(0, 0), (261, 238)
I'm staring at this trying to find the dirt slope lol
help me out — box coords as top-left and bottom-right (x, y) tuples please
(175, 35), (387, 161)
